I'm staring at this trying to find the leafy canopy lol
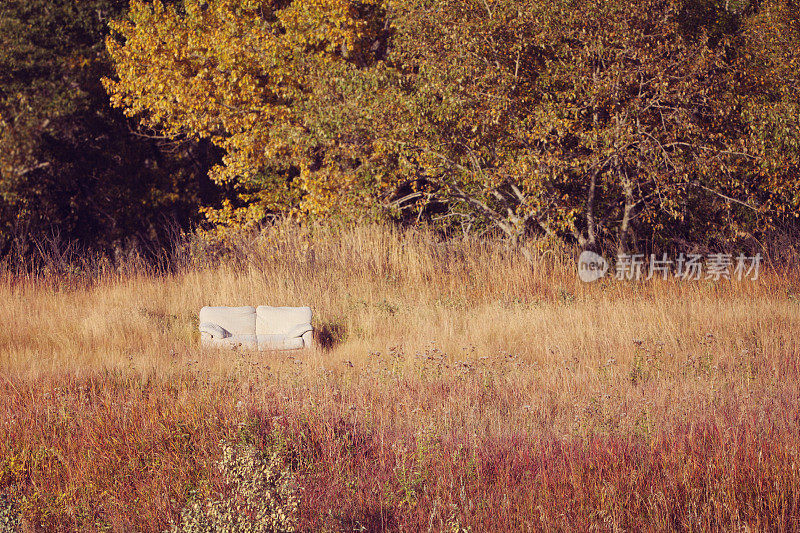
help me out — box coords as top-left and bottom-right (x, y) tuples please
(106, 0), (800, 250)
(105, 0), (385, 231)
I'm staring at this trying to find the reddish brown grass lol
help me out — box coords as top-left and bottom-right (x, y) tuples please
(0, 224), (798, 531)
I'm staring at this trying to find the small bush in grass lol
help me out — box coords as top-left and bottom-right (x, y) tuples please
(0, 493), (21, 532)
(169, 441), (300, 533)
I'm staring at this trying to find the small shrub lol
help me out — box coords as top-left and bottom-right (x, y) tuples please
(0, 493), (21, 533)
(169, 441), (300, 533)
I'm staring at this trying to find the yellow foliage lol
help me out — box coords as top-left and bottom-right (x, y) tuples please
(104, 0), (381, 228)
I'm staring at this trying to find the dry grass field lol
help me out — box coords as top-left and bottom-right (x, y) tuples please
(0, 224), (798, 531)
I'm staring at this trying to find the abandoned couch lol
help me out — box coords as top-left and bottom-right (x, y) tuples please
(199, 306), (313, 350)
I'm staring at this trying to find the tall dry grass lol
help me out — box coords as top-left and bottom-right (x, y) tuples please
(0, 223), (798, 531)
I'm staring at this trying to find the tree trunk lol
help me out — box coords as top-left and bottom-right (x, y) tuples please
(617, 168), (635, 256)
(585, 168), (598, 250)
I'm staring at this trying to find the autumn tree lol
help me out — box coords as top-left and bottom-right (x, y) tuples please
(324, 0), (793, 251)
(735, 0), (800, 230)
(104, 0), (387, 233)
(295, 0), (800, 251)
(106, 0), (800, 251)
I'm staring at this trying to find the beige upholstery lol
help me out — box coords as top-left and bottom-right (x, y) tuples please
(256, 306), (312, 335)
(199, 305), (313, 351)
(199, 306), (256, 336)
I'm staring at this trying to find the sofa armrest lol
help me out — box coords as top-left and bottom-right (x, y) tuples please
(199, 322), (229, 339)
(301, 330), (313, 349)
(286, 323), (313, 339)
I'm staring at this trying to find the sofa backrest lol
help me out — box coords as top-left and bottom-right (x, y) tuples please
(256, 306), (312, 335)
(199, 306), (256, 336)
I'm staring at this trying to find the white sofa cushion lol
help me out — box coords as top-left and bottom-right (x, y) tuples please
(256, 306), (312, 336)
(231, 334), (259, 350)
(199, 306), (256, 336)
(202, 333), (258, 350)
(257, 334), (305, 351)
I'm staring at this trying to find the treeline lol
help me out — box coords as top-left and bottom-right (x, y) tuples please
(2, 0), (800, 258)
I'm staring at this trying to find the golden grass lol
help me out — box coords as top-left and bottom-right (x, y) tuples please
(0, 223), (799, 531)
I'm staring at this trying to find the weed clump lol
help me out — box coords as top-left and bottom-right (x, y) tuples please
(169, 441), (300, 533)
(0, 494), (21, 532)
